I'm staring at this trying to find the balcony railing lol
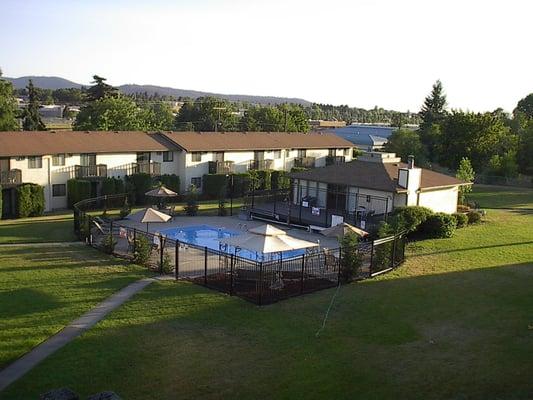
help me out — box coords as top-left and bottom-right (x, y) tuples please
(0, 169), (22, 186)
(325, 155), (346, 166)
(294, 157), (316, 168)
(248, 159), (274, 171)
(74, 164), (107, 179)
(125, 162), (162, 176)
(208, 161), (235, 174)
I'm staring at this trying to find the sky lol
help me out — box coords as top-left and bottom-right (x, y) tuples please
(1, 0), (532, 113)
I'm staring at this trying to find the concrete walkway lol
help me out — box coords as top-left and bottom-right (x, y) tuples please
(0, 277), (155, 392)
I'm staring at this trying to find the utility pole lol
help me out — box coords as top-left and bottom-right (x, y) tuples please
(213, 107), (226, 132)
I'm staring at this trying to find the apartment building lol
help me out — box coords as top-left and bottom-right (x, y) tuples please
(0, 130), (353, 214)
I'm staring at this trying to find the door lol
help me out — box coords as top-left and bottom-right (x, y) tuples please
(137, 152), (151, 163)
(80, 153), (96, 166)
(254, 151), (264, 161)
(214, 152), (225, 162)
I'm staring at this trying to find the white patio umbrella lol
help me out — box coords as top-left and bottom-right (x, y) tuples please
(145, 185), (178, 208)
(220, 224), (319, 258)
(320, 222), (369, 239)
(129, 207), (171, 231)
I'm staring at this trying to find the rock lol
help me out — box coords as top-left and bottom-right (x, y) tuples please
(86, 391), (122, 400)
(40, 387), (79, 400)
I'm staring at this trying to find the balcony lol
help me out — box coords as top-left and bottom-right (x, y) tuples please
(208, 161), (235, 174)
(248, 159), (274, 171)
(325, 155), (346, 166)
(294, 157), (316, 168)
(74, 164), (107, 179)
(0, 169), (22, 186)
(124, 162), (161, 176)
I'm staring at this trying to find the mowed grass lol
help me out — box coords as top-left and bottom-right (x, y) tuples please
(468, 184), (533, 209)
(0, 212), (76, 244)
(3, 188), (532, 399)
(0, 245), (149, 369)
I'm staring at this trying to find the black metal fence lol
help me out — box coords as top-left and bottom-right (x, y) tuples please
(74, 194), (406, 305)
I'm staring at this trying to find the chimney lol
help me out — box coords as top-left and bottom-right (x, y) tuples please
(407, 155), (415, 169)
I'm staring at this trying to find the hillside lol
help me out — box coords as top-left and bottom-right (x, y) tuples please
(5, 76), (311, 106)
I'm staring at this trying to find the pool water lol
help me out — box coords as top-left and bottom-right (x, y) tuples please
(159, 224), (306, 261)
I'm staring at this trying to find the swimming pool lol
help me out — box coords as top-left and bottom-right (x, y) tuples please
(158, 224), (307, 261)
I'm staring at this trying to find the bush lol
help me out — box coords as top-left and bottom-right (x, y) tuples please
(452, 212), (468, 228)
(218, 198), (228, 216)
(232, 173), (251, 197)
(467, 210), (482, 224)
(340, 233), (362, 282)
(101, 177), (116, 196)
(119, 198), (131, 219)
(0, 184), (2, 220)
(183, 186), (199, 216)
(67, 179), (91, 208)
(202, 174), (228, 199)
(101, 233), (117, 254)
(390, 206), (434, 233)
(290, 166), (309, 173)
(133, 235), (152, 266)
(271, 170), (290, 190)
(125, 173), (152, 205)
(15, 184), (45, 218)
(160, 252), (173, 274)
(114, 177), (125, 194)
(420, 213), (457, 238)
(256, 170), (272, 190)
(157, 174), (180, 193)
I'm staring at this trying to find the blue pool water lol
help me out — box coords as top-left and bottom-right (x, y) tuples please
(159, 224), (306, 261)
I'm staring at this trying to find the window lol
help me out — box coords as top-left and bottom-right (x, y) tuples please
(328, 148), (336, 157)
(191, 152), (202, 162)
(28, 156), (42, 169)
(52, 154), (65, 166)
(80, 153), (96, 166)
(273, 150), (281, 159)
(191, 177), (202, 188)
(163, 151), (173, 162)
(15, 156), (25, 161)
(297, 149), (306, 158)
(344, 148), (351, 156)
(136, 152), (151, 163)
(52, 184), (66, 197)
(285, 149), (291, 157)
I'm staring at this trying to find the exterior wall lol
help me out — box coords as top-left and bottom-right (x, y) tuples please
(305, 149), (329, 167)
(418, 187), (459, 214)
(347, 186), (394, 215)
(150, 151), (180, 176)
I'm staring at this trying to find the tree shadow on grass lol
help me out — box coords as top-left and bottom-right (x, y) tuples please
(0, 288), (63, 319)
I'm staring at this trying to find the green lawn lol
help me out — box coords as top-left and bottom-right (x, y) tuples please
(468, 184), (533, 209)
(3, 188), (532, 399)
(0, 245), (149, 369)
(0, 212), (76, 244)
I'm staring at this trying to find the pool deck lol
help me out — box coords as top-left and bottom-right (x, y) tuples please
(120, 214), (341, 250)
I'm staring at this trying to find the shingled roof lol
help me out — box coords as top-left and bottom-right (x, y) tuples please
(290, 160), (466, 192)
(0, 131), (174, 157)
(159, 131), (353, 152)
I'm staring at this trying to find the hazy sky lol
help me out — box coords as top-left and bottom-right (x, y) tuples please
(1, 0), (532, 112)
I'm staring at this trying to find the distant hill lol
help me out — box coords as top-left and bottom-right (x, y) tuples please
(5, 76), (311, 106)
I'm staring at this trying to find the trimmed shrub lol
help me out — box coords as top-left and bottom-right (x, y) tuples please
(452, 212), (468, 228)
(340, 233), (362, 282)
(232, 173), (251, 196)
(160, 252), (173, 274)
(467, 210), (482, 224)
(271, 170), (290, 190)
(67, 179), (91, 208)
(101, 177), (116, 196)
(125, 173), (152, 205)
(202, 174), (228, 199)
(102, 233), (117, 254)
(15, 184), (45, 218)
(390, 206), (434, 233)
(183, 187), (199, 216)
(420, 212), (457, 238)
(256, 170), (272, 191)
(157, 174), (180, 193)
(114, 177), (125, 194)
(133, 235), (152, 266)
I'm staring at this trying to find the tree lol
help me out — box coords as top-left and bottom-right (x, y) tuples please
(85, 75), (118, 102)
(0, 68), (19, 131)
(174, 97), (238, 131)
(455, 157), (475, 204)
(74, 96), (148, 131)
(142, 102), (174, 130)
(514, 93), (533, 119)
(513, 94), (533, 174)
(21, 79), (45, 131)
(419, 80), (448, 160)
(384, 128), (427, 165)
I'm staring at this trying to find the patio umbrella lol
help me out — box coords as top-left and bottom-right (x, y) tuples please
(220, 224), (319, 256)
(130, 207), (171, 231)
(145, 185), (178, 208)
(320, 222), (369, 239)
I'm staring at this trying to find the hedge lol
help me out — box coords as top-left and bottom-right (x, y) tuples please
(271, 170), (290, 190)
(391, 206), (434, 233)
(452, 212), (468, 228)
(467, 210), (482, 224)
(232, 173), (252, 197)
(0, 184), (2, 220)
(101, 178), (116, 196)
(15, 184), (45, 218)
(420, 212), (457, 238)
(67, 179), (91, 208)
(125, 173), (153, 205)
(157, 174), (180, 193)
(203, 174), (228, 199)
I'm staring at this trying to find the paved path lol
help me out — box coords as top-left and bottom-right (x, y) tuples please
(0, 277), (154, 392)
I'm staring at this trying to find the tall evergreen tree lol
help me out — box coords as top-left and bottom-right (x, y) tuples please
(0, 68), (20, 131)
(419, 80), (448, 160)
(85, 75), (118, 102)
(21, 79), (46, 131)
